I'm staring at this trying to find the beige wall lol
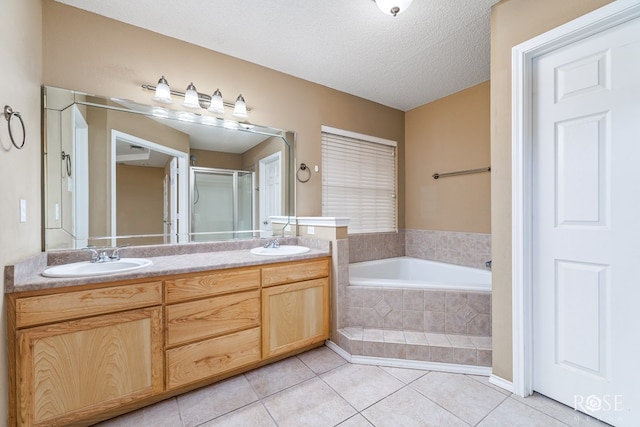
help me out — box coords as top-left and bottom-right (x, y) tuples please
(0, 1), (42, 424)
(405, 81), (491, 233)
(191, 149), (243, 170)
(490, 0), (613, 381)
(116, 164), (165, 246)
(41, 0), (406, 225)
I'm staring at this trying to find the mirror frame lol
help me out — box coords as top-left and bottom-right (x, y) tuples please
(41, 86), (295, 251)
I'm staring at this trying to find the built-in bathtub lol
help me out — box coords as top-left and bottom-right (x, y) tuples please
(349, 256), (491, 292)
(339, 256), (493, 368)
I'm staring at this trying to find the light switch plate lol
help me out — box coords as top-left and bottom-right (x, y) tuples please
(19, 199), (27, 223)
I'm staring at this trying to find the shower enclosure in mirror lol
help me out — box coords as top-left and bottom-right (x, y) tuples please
(42, 86), (294, 251)
(190, 167), (254, 241)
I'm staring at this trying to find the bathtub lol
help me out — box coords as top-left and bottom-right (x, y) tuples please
(349, 256), (491, 292)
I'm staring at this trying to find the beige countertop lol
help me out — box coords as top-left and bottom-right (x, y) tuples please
(5, 237), (331, 293)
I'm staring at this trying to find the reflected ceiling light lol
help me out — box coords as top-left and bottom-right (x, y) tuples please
(201, 116), (220, 125)
(151, 106), (169, 118)
(177, 111), (196, 122)
(374, 0), (413, 16)
(152, 76), (172, 104)
(223, 120), (240, 130)
(183, 83), (201, 109)
(207, 89), (225, 114)
(142, 77), (251, 118)
(233, 94), (248, 118)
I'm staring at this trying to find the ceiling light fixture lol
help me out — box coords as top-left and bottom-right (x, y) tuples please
(374, 0), (413, 16)
(142, 76), (251, 118)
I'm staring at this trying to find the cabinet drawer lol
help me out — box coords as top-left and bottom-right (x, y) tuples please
(165, 290), (260, 347)
(165, 267), (260, 303)
(261, 258), (330, 287)
(166, 327), (261, 390)
(15, 281), (162, 328)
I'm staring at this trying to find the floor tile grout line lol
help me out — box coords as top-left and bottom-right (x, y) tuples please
(407, 373), (485, 427)
(509, 394), (580, 426)
(469, 389), (511, 426)
(316, 367), (366, 419)
(258, 399), (283, 427)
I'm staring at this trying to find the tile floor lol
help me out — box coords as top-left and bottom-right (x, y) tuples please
(96, 345), (608, 427)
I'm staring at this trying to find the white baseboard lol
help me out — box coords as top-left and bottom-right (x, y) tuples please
(489, 374), (514, 393)
(325, 340), (352, 362)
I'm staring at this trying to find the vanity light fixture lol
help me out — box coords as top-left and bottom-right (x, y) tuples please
(233, 94), (248, 118)
(374, 0), (413, 16)
(142, 77), (251, 118)
(152, 76), (172, 104)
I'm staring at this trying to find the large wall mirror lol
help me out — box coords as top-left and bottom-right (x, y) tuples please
(42, 86), (294, 251)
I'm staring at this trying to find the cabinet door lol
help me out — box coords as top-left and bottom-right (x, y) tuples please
(262, 277), (330, 359)
(16, 307), (163, 427)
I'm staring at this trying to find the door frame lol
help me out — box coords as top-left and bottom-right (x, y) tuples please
(511, 0), (640, 398)
(110, 130), (189, 245)
(72, 105), (89, 249)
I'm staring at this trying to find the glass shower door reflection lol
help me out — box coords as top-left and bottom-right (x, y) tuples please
(190, 167), (254, 241)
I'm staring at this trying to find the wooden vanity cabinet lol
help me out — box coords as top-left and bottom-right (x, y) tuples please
(8, 282), (163, 427)
(8, 257), (331, 427)
(261, 258), (331, 359)
(164, 267), (262, 390)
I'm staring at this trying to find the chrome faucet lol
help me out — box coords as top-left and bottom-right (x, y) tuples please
(84, 245), (128, 262)
(84, 247), (110, 263)
(263, 238), (280, 249)
(83, 247), (99, 262)
(109, 245), (129, 261)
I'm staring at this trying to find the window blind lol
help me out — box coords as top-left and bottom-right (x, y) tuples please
(321, 129), (397, 234)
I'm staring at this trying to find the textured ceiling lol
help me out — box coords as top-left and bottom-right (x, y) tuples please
(55, 0), (499, 111)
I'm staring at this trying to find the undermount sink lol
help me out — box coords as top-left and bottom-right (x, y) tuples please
(250, 245), (310, 256)
(42, 258), (153, 278)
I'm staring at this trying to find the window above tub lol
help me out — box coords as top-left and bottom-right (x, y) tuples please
(321, 126), (397, 234)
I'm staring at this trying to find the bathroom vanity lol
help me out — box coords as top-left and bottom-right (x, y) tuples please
(6, 252), (330, 427)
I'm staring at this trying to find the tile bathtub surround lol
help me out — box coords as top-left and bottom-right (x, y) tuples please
(345, 287), (491, 336)
(96, 345), (607, 427)
(405, 229), (491, 269)
(348, 231), (405, 263)
(338, 327), (492, 367)
(348, 229), (491, 269)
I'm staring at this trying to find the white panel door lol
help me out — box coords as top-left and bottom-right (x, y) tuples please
(532, 16), (640, 426)
(259, 152), (281, 237)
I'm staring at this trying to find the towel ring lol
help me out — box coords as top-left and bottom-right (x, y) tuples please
(62, 151), (72, 177)
(4, 105), (25, 150)
(296, 163), (311, 183)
